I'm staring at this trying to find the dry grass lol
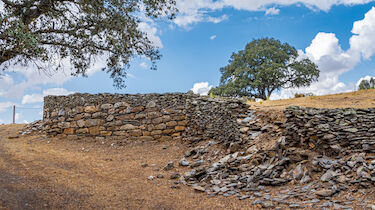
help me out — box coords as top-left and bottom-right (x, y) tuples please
(248, 89), (375, 110)
(0, 124), (258, 210)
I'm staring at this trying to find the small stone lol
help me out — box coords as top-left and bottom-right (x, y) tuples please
(261, 201), (274, 208)
(289, 204), (300, 208)
(315, 189), (336, 197)
(156, 174), (164, 178)
(240, 127), (250, 133)
(171, 185), (181, 189)
(337, 175), (346, 183)
(254, 192), (262, 197)
(162, 145), (167, 149)
(164, 161), (174, 170)
(246, 145), (258, 154)
(344, 128), (358, 133)
(347, 161), (356, 168)
(321, 170), (336, 182)
(170, 173), (180, 179)
(300, 175), (311, 184)
(193, 186), (205, 192)
(293, 164), (304, 180)
(141, 163), (148, 168)
(228, 142), (241, 153)
(179, 159), (190, 167)
(239, 195), (250, 200)
(148, 176), (155, 180)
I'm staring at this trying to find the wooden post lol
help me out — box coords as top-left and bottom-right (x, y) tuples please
(12, 105), (15, 124)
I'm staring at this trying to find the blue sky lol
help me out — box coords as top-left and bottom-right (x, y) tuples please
(1, 0), (375, 123)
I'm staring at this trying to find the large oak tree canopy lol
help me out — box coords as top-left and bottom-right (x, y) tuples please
(210, 38), (320, 100)
(0, 0), (177, 88)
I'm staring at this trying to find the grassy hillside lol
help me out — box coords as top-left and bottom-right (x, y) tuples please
(248, 89), (375, 110)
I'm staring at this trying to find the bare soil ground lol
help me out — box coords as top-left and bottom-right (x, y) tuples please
(248, 89), (375, 110)
(0, 124), (259, 210)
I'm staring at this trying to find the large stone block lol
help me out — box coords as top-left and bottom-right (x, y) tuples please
(120, 124), (137, 130)
(100, 131), (112, 136)
(84, 106), (98, 113)
(74, 114), (84, 121)
(138, 136), (154, 141)
(155, 123), (167, 130)
(129, 129), (142, 137)
(175, 126), (186, 131)
(77, 119), (85, 128)
(147, 112), (162, 119)
(64, 128), (75, 135)
(89, 126), (104, 135)
(166, 121), (177, 127)
(113, 131), (128, 136)
(151, 130), (163, 135)
(76, 128), (89, 134)
(114, 102), (129, 108)
(101, 104), (113, 110)
(85, 119), (104, 127)
(159, 136), (173, 141)
(131, 106), (145, 113)
(117, 114), (135, 120)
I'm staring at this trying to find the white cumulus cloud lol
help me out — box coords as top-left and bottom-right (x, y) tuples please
(191, 82), (213, 95)
(138, 22), (163, 48)
(174, 0), (375, 27)
(265, 7), (280, 15)
(271, 7), (375, 99)
(140, 62), (148, 68)
(207, 14), (229, 23)
(350, 7), (375, 59)
(210, 35), (217, 40)
(22, 88), (75, 104)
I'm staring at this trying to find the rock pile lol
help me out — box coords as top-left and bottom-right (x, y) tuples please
(19, 120), (44, 135)
(168, 109), (375, 209)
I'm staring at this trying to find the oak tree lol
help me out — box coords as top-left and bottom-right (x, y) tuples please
(210, 38), (320, 100)
(0, 0), (176, 88)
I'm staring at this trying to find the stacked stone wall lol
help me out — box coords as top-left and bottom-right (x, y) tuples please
(185, 97), (251, 144)
(43, 93), (191, 141)
(43, 93), (251, 143)
(284, 106), (375, 153)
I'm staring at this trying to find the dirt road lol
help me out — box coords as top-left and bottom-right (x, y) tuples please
(0, 124), (257, 210)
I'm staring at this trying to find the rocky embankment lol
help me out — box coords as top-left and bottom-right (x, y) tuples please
(157, 109), (375, 209)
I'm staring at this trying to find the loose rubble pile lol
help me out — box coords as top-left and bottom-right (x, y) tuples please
(19, 120), (44, 135)
(158, 109), (375, 209)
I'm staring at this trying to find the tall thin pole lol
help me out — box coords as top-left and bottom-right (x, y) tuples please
(12, 105), (15, 124)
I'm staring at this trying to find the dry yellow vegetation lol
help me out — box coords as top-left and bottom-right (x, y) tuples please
(248, 89), (375, 110)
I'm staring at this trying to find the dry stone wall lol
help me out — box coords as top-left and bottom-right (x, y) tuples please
(284, 106), (375, 153)
(185, 97), (251, 144)
(43, 93), (251, 143)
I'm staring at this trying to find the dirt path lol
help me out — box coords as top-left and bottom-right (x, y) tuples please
(0, 125), (258, 210)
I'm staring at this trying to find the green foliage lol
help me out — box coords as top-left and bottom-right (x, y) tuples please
(0, 0), (177, 88)
(358, 78), (375, 90)
(294, 93), (305, 98)
(209, 38), (320, 100)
